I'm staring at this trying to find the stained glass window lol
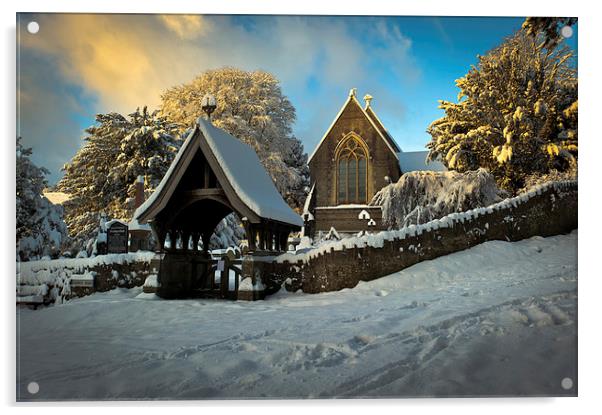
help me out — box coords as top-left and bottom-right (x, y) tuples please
(336, 135), (368, 204)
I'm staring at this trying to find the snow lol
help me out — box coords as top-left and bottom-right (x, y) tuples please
(135, 119), (303, 228)
(372, 168), (503, 228)
(71, 271), (96, 281)
(324, 227), (341, 241)
(358, 210), (371, 220)
(128, 217), (151, 231)
(17, 251), (156, 286)
(42, 191), (71, 205)
(105, 219), (128, 228)
(143, 274), (159, 288)
(198, 119), (303, 227)
(397, 151), (447, 173)
(277, 179), (575, 264)
(16, 231), (577, 399)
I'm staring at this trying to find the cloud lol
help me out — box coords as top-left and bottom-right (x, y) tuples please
(158, 15), (212, 39)
(18, 14), (421, 182)
(17, 51), (91, 182)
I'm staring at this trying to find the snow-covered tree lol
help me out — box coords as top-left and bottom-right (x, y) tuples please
(522, 17), (577, 49)
(426, 29), (577, 192)
(161, 67), (309, 210)
(58, 108), (181, 247)
(16, 138), (68, 260)
(370, 169), (504, 229)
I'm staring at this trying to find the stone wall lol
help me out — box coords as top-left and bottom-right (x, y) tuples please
(313, 206), (386, 235)
(17, 252), (156, 304)
(264, 181), (577, 294)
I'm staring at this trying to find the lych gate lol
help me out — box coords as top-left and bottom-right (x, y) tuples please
(134, 118), (302, 299)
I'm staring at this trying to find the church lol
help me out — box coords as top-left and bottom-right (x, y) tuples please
(303, 88), (446, 239)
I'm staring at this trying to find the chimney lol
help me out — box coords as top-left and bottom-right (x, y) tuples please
(134, 175), (145, 209)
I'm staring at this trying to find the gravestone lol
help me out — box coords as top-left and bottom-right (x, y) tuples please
(106, 220), (128, 254)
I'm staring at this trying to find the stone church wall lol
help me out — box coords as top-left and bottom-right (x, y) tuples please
(309, 99), (401, 207)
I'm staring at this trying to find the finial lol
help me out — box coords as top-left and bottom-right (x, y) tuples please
(363, 94), (373, 109)
(201, 93), (217, 121)
(349, 88), (357, 97)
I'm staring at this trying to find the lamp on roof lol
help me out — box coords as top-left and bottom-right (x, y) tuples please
(201, 93), (217, 121)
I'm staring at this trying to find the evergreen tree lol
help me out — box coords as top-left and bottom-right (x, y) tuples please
(426, 29), (577, 192)
(522, 17), (577, 49)
(16, 137), (48, 241)
(16, 137), (68, 260)
(58, 108), (181, 246)
(161, 67), (309, 210)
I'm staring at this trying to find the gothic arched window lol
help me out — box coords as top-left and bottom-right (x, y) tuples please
(336, 135), (368, 204)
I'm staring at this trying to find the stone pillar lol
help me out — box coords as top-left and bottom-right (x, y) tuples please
(239, 255), (267, 301)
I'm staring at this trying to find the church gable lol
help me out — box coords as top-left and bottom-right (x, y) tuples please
(308, 90), (399, 165)
(308, 89), (402, 208)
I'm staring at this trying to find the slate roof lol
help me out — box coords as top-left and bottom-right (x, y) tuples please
(397, 151), (447, 173)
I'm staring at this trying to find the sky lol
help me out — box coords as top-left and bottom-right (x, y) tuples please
(16, 14), (577, 184)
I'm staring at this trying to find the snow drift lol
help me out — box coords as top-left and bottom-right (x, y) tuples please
(370, 168), (504, 229)
(16, 231), (577, 399)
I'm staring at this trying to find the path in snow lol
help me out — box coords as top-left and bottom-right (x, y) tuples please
(17, 231), (578, 400)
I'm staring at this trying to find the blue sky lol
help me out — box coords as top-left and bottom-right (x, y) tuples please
(17, 14), (577, 184)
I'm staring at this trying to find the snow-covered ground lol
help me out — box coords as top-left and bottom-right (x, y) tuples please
(17, 231), (577, 400)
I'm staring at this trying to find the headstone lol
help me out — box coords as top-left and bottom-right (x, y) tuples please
(106, 220), (128, 254)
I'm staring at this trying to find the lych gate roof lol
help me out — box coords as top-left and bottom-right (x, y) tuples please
(198, 120), (303, 226)
(134, 118), (303, 228)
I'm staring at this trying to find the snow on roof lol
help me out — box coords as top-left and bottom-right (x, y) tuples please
(134, 118), (302, 228)
(398, 151), (447, 173)
(128, 217), (151, 231)
(105, 219), (128, 228)
(198, 119), (303, 227)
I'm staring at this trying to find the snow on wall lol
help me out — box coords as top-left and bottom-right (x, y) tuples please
(17, 252), (156, 304)
(275, 180), (576, 265)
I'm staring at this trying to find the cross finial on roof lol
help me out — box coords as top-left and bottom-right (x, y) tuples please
(349, 88), (357, 97)
(363, 94), (373, 109)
